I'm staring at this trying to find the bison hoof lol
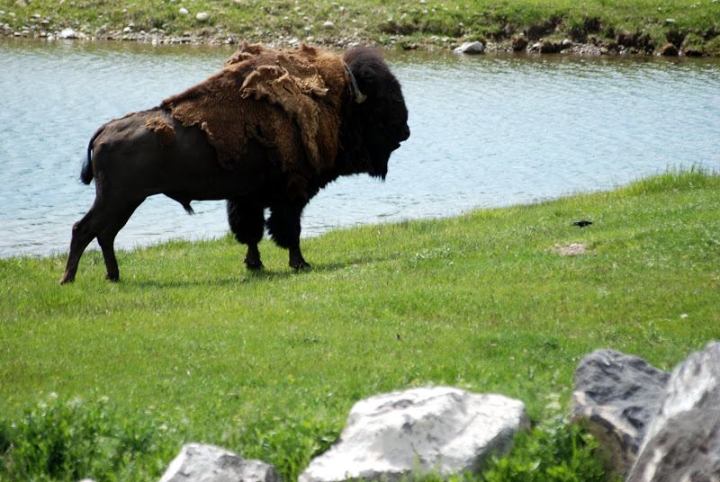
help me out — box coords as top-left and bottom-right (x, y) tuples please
(291, 260), (311, 271)
(245, 260), (264, 271)
(59, 271), (75, 285)
(106, 273), (120, 282)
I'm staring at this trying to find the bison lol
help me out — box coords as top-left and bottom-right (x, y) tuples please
(60, 44), (409, 284)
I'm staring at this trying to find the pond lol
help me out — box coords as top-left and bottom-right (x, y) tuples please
(1, 40), (719, 258)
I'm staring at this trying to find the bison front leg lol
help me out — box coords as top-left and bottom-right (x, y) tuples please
(267, 203), (310, 271)
(227, 198), (265, 270)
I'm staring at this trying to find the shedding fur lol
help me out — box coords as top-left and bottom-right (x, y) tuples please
(161, 43), (350, 199)
(145, 115), (176, 146)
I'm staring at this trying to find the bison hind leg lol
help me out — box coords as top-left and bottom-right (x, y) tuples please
(60, 196), (144, 284)
(60, 207), (101, 284)
(227, 199), (265, 270)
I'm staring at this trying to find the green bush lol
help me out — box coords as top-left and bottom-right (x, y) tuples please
(705, 36), (720, 56)
(228, 413), (340, 482)
(0, 394), (178, 482)
(481, 418), (615, 482)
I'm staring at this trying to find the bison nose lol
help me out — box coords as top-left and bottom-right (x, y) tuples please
(400, 124), (410, 141)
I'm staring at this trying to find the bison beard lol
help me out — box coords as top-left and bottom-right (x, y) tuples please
(60, 44), (409, 283)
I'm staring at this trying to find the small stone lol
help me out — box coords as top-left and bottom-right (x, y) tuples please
(322, 20), (334, 29)
(178, 7), (188, 15)
(511, 35), (528, 51)
(195, 11), (209, 22)
(539, 39), (562, 53)
(659, 42), (679, 56)
(122, 26), (132, 33)
(665, 18), (676, 24)
(58, 27), (78, 39)
(453, 40), (485, 55)
(561, 38), (573, 48)
(683, 47), (703, 57)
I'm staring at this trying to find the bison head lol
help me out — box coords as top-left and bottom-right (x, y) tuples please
(341, 48), (410, 179)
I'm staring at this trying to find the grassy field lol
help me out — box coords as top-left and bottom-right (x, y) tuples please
(2, 0), (720, 54)
(1, 170), (719, 480)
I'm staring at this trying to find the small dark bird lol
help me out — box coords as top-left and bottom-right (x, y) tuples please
(573, 220), (593, 228)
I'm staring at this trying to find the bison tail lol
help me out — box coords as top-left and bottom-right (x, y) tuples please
(81, 126), (105, 184)
(80, 156), (93, 185)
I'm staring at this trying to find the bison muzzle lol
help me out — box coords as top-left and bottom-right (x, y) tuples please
(60, 45), (409, 284)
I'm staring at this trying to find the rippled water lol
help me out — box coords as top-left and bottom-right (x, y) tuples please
(1, 40), (719, 258)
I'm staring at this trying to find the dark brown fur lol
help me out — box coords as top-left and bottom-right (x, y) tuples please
(60, 45), (409, 283)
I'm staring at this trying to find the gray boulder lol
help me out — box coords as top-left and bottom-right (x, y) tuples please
(453, 41), (485, 55)
(627, 342), (720, 482)
(571, 349), (669, 475)
(159, 443), (279, 482)
(299, 386), (528, 482)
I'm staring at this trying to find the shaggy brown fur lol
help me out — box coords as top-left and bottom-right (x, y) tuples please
(161, 43), (349, 199)
(145, 115), (176, 146)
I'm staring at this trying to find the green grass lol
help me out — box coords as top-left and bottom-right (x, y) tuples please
(2, 0), (720, 53)
(1, 170), (719, 480)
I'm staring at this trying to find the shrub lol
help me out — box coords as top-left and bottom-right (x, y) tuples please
(481, 417), (615, 482)
(0, 394), (178, 482)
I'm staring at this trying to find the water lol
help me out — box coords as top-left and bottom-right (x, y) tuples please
(1, 40), (719, 258)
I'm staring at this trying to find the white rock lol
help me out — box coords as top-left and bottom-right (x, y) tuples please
(195, 11), (209, 22)
(160, 443), (279, 482)
(453, 41), (485, 55)
(59, 27), (78, 39)
(178, 7), (189, 15)
(322, 20), (334, 29)
(300, 386), (528, 482)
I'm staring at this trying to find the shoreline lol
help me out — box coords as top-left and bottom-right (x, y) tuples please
(2, 0), (719, 59)
(1, 28), (716, 58)
(2, 30), (715, 59)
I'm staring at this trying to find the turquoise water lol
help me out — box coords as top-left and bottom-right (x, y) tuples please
(1, 40), (719, 257)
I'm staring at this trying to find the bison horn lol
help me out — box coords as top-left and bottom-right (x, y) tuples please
(344, 64), (367, 104)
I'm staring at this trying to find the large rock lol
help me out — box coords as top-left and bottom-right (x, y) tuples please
(160, 443), (279, 482)
(299, 386), (528, 482)
(571, 349), (669, 475)
(627, 342), (720, 482)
